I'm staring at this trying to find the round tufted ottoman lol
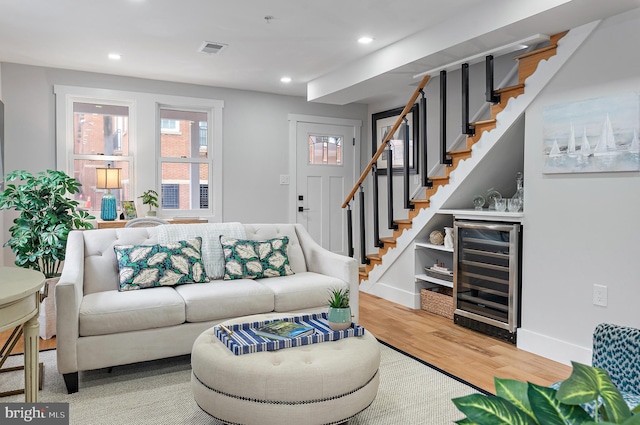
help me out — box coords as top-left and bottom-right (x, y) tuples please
(191, 315), (381, 425)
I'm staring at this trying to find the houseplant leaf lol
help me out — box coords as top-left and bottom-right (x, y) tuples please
(452, 393), (538, 424)
(527, 383), (591, 424)
(495, 378), (534, 418)
(558, 362), (631, 423)
(623, 415), (640, 425)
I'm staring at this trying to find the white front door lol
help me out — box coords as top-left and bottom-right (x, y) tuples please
(294, 121), (357, 256)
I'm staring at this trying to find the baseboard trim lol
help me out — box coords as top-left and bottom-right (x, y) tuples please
(361, 282), (417, 309)
(517, 328), (591, 366)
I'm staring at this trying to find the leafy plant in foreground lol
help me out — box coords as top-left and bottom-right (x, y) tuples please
(453, 361), (640, 424)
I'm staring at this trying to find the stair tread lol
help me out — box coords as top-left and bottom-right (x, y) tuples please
(379, 237), (396, 244)
(495, 84), (525, 94)
(430, 175), (450, 182)
(470, 118), (496, 126)
(367, 253), (382, 260)
(448, 148), (472, 155)
(394, 219), (412, 224)
(410, 199), (430, 204)
(513, 44), (556, 61)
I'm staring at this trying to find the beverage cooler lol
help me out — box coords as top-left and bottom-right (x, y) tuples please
(453, 220), (522, 344)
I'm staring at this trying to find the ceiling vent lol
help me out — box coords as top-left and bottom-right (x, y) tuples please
(199, 41), (227, 55)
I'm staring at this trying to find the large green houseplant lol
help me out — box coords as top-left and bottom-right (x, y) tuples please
(453, 361), (640, 424)
(0, 170), (94, 278)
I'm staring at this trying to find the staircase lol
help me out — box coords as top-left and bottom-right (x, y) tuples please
(353, 23), (599, 288)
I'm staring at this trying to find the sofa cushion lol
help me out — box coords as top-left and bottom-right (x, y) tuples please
(243, 224), (307, 274)
(258, 271), (349, 312)
(220, 236), (262, 279)
(79, 287), (186, 336)
(82, 227), (159, 295)
(114, 238), (208, 291)
(175, 280), (275, 322)
(220, 236), (294, 280)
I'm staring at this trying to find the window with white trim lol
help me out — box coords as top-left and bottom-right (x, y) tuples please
(69, 101), (133, 211)
(54, 86), (224, 220)
(158, 108), (210, 212)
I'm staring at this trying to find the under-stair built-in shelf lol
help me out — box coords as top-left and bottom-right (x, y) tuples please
(414, 213), (455, 290)
(415, 242), (454, 288)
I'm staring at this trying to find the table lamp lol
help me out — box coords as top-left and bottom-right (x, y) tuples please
(96, 164), (122, 221)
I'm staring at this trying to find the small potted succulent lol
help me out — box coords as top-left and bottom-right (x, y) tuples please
(138, 189), (159, 216)
(327, 288), (352, 331)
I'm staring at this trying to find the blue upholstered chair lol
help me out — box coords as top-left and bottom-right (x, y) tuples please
(550, 323), (640, 414)
(591, 323), (640, 409)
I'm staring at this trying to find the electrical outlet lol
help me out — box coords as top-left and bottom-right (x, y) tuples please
(413, 174), (420, 184)
(279, 175), (290, 185)
(593, 284), (607, 307)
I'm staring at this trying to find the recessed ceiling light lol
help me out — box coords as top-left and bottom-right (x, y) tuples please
(280, 77), (292, 83)
(108, 53), (121, 60)
(358, 37), (373, 44)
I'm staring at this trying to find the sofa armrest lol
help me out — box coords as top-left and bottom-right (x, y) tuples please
(294, 224), (359, 322)
(55, 230), (86, 374)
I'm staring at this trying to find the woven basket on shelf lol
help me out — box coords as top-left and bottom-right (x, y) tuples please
(420, 287), (454, 320)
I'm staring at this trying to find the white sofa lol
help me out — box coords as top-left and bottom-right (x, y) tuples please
(55, 223), (358, 393)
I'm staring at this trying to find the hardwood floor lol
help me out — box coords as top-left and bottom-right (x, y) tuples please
(0, 328), (57, 355)
(1, 292), (572, 394)
(358, 292), (572, 393)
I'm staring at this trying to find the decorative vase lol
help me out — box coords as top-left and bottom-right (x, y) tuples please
(444, 227), (454, 249)
(327, 307), (352, 331)
(514, 172), (524, 211)
(39, 277), (60, 340)
(146, 210), (157, 217)
(100, 192), (117, 221)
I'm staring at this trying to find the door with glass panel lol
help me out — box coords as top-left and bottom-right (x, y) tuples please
(296, 122), (354, 255)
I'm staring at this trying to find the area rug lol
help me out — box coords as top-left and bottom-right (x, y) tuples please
(1, 342), (487, 425)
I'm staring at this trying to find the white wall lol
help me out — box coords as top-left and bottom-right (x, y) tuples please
(518, 9), (640, 365)
(0, 63), (367, 265)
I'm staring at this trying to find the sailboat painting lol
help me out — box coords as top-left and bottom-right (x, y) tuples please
(542, 92), (640, 173)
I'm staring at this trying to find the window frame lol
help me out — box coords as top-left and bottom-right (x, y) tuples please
(157, 105), (214, 216)
(55, 94), (135, 214)
(54, 85), (224, 222)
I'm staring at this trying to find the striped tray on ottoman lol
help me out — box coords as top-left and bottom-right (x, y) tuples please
(214, 312), (365, 355)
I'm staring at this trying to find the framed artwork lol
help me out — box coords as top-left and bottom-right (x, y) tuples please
(122, 200), (137, 219)
(542, 92), (640, 174)
(372, 104), (419, 175)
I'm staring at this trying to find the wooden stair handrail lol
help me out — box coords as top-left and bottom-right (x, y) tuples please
(341, 74), (431, 208)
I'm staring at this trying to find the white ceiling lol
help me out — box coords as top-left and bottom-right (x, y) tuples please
(1, 0), (639, 105)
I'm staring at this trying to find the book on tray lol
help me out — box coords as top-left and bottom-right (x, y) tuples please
(254, 320), (315, 340)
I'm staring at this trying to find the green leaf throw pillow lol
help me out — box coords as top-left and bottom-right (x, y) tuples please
(220, 235), (294, 280)
(114, 237), (208, 291)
